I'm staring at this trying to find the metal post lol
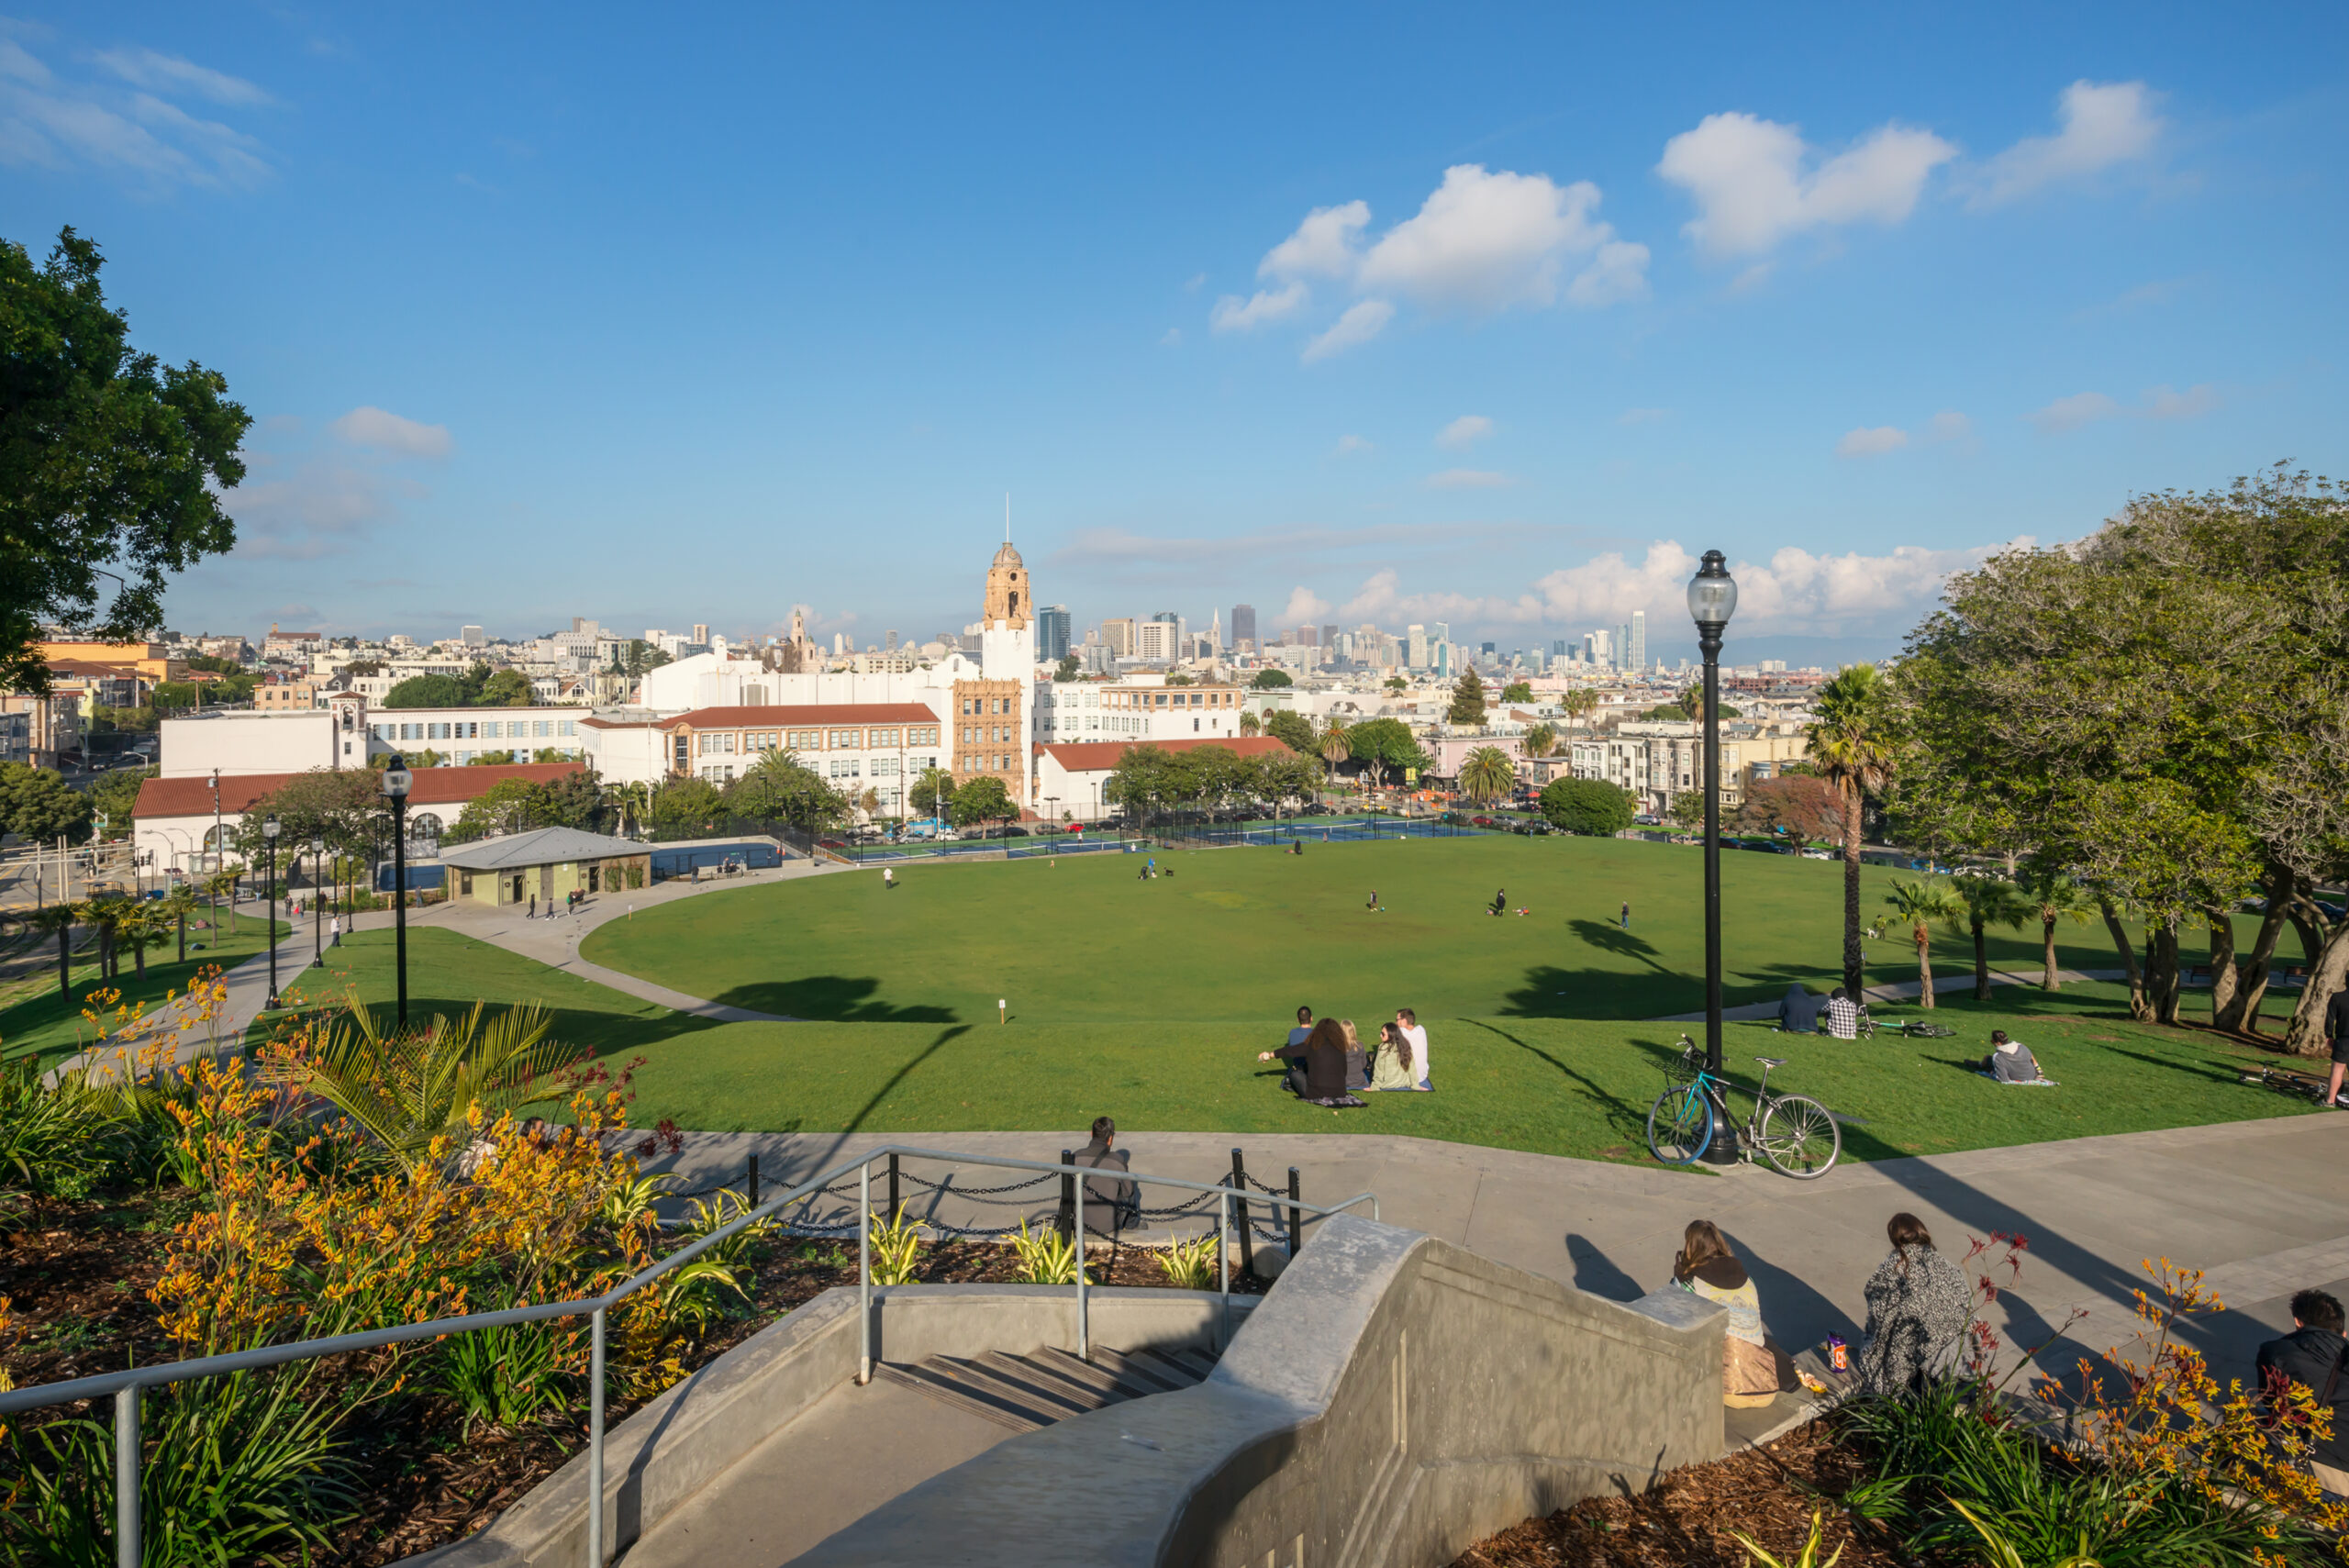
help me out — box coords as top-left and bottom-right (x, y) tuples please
(1698, 621), (1734, 1164)
(1286, 1166), (1302, 1256)
(1074, 1174), (1088, 1362)
(857, 1160), (872, 1385)
(114, 1383), (139, 1568)
(747, 1154), (760, 1207)
(1056, 1150), (1075, 1244)
(264, 837), (278, 1007)
(312, 850), (322, 965)
(1218, 1189), (1231, 1345)
(887, 1151), (899, 1224)
(1229, 1150), (1255, 1283)
(392, 798), (409, 1027)
(588, 1307), (606, 1567)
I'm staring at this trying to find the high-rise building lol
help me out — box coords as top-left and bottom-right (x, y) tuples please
(1319, 624), (1338, 651)
(1586, 628), (1614, 667)
(692, 624), (709, 644)
(1552, 639), (1569, 656)
(1406, 624), (1429, 669)
(461, 625), (485, 647)
(1629, 609), (1647, 673)
(1618, 623), (1631, 670)
(885, 629), (899, 651)
(1297, 625), (1319, 647)
(1230, 604), (1257, 652)
(1480, 641), (1497, 655)
(1135, 617), (1185, 662)
(1036, 604), (1072, 662)
(1100, 617), (1138, 657)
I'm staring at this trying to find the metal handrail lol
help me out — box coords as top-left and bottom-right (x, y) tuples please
(0, 1141), (1375, 1568)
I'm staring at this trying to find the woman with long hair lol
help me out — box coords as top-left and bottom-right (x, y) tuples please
(1337, 1018), (1369, 1092)
(1856, 1211), (1972, 1396)
(1366, 1020), (1419, 1091)
(1259, 1016), (1351, 1102)
(1672, 1220), (1788, 1407)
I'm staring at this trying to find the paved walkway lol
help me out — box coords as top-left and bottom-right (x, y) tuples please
(636, 1113), (2349, 1395)
(1660, 966), (2130, 1022)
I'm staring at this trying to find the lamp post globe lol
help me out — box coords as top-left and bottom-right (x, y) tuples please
(1687, 549), (1738, 1162)
(262, 814), (281, 1008)
(381, 756), (413, 1027)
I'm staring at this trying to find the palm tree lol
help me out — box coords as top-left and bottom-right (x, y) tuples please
(1677, 684), (1707, 726)
(1459, 746), (1516, 806)
(1238, 711), (1261, 737)
(2020, 868), (2096, 990)
(1318, 721), (1351, 805)
(1522, 722), (1557, 758)
(1558, 690), (1598, 726)
(1809, 664), (1901, 1000)
(203, 864), (242, 941)
(1943, 876), (2029, 1002)
(28, 903), (77, 998)
(157, 883), (203, 964)
(1884, 877), (1966, 1008)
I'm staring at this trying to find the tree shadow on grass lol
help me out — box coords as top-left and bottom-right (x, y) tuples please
(712, 975), (958, 1023)
(1459, 1018), (1673, 1148)
(1500, 963), (1696, 1020)
(329, 992), (729, 1060)
(1566, 919), (1669, 971)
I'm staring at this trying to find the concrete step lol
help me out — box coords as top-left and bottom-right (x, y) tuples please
(875, 1343), (1219, 1433)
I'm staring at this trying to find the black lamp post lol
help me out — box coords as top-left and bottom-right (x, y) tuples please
(382, 756), (412, 1027)
(310, 835), (325, 966)
(262, 814), (281, 1009)
(1687, 550), (1739, 1162)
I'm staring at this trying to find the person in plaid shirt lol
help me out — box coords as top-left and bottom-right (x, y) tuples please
(1823, 987), (1860, 1039)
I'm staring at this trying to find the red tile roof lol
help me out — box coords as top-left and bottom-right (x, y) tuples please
(1034, 736), (1293, 772)
(658, 704), (939, 729)
(134, 762), (584, 819)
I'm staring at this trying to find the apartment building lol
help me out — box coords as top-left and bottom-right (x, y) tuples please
(653, 703), (943, 813)
(1033, 680), (1246, 743)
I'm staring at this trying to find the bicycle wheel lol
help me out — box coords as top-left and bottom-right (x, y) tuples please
(1646, 1084), (1712, 1165)
(1756, 1095), (1841, 1179)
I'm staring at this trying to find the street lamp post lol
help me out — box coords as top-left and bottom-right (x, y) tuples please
(310, 835), (325, 966)
(382, 756), (412, 1028)
(1687, 550), (1739, 1163)
(1045, 796), (1058, 857)
(262, 815), (281, 1009)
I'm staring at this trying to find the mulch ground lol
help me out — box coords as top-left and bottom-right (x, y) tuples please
(1, 1190), (1262, 1565)
(1447, 1423), (1936, 1568)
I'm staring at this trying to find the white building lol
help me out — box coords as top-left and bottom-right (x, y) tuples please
(1033, 679), (1247, 744)
(1030, 735), (1293, 824)
(365, 707), (589, 765)
(647, 704), (944, 814)
(158, 694), (376, 777)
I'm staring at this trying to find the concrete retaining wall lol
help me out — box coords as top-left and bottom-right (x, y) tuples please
(401, 1284), (1252, 1568)
(792, 1214), (1724, 1568)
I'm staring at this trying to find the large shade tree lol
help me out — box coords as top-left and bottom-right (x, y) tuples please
(2, 230), (249, 696)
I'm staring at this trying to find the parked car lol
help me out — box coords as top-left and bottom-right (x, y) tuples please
(1799, 848), (1832, 861)
(1470, 815), (1497, 828)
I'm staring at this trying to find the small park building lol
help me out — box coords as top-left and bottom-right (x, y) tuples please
(438, 827), (651, 908)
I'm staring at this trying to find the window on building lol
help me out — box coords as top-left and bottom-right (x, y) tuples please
(560, 720), (576, 736)
(535, 720), (551, 738)
(829, 728), (859, 748)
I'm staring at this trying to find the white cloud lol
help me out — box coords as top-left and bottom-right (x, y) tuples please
(0, 36), (272, 188)
(1159, 328), (1182, 347)
(228, 451), (422, 561)
(1427, 468), (1508, 489)
(1358, 164), (1646, 311)
(1209, 281), (1308, 333)
(1658, 111), (1956, 257)
(1183, 272), (1206, 292)
(1332, 434), (1374, 456)
(1436, 415), (1493, 450)
(1302, 298), (1394, 362)
(2027, 392), (2122, 433)
(1970, 80), (2161, 207)
(95, 47), (271, 106)
(1924, 410), (1973, 442)
(2143, 383), (2217, 420)
(1835, 426), (1909, 458)
(330, 406), (452, 459)
(1261, 200), (1370, 280)
(1279, 586), (1332, 624)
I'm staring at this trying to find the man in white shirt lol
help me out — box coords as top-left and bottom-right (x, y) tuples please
(1396, 1007), (1431, 1088)
(1287, 1006), (1314, 1047)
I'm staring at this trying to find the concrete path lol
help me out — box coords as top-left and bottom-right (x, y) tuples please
(638, 1113), (2349, 1397)
(1657, 966), (2129, 1022)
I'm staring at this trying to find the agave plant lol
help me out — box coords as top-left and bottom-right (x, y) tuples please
(867, 1205), (923, 1286)
(1008, 1218), (1090, 1285)
(1152, 1232), (1219, 1291)
(262, 999), (583, 1171)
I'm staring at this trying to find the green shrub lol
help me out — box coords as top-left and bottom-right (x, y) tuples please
(1537, 776), (1635, 836)
(435, 1321), (570, 1437)
(0, 1057), (117, 1198)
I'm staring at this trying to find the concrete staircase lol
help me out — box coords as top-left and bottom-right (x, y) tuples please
(874, 1343), (1219, 1433)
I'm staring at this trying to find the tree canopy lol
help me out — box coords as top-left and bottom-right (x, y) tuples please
(949, 774), (1015, 828)
(1447, 670), (1487, 725)
(650, 777), (726, 840)
(382, 673), (470, 709)
(0, 762), (95, 843)
(1249, 669), (1293, 689)
(1498, 681), (1534, 704)
(1538, 777), (1634, 837)
(726, 751), (847, 831)
(1264, 709), (1316, 753)
(1338, 717), (1431, 790)
(1104, 743), (1319, 822)
(2, 229), (250, 695)
(479, 669), (534, 706)
(1052, 654), (1081, 682)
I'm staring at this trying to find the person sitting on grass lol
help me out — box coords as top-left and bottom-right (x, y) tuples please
(1286, 1005), (1314, 1047)
(1260, 1018), (1350, 1101)
(1488, 887), (1508, 917)
(1973, 1029), (2043, 1083)
(1822, 987), (1859, 1040)
(1776, 984), (1823, 1034)
(1338, 1018), (1368, 1092)
(1366, 1022), (1420, 1091)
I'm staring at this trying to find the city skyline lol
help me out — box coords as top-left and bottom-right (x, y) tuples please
(4, 5), (2341, 664)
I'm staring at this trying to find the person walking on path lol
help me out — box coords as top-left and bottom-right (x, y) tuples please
(1854, 1212), (1972, 1397)
(2325, 986), (2349, 1107)
(2256, 1288), (2349, 1496)
(328, 914), (341, 948)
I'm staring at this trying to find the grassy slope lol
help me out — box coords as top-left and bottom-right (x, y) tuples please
(1, 916), (290, 1067)
(580, 836), (2265, 1026)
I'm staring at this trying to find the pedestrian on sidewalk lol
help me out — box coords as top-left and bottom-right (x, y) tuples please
(1855, 1212), (1971, 1397)
(328, 914), (341, 947)
(529, 893), (537, 919)
(2256, 1289), (2349, 1497)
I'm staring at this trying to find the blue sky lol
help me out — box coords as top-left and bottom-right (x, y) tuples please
(6, 5), (2343, 664)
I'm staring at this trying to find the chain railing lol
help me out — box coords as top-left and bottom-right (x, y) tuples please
(0, 1142), (1375, 1568)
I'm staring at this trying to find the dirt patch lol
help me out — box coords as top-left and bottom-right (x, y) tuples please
(1447, 1423), (1935, 1568)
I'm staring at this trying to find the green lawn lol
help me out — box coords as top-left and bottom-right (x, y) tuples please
(0, 915), (289, 1068)
(581, 835), (2263, 1026)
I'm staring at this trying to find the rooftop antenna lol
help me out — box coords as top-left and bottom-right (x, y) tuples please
(1005, 493), (1011, 543)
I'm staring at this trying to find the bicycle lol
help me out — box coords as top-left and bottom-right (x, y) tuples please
(1645, 1034), (1842, 1178)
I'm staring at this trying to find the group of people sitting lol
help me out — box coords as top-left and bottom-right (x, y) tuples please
(1774, 984), (1863, 1039)
(1674, 1211), (1980, 1407)
(1256, 1006), (1431, 1106)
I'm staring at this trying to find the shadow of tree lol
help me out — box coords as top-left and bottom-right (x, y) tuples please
(1566, 919), (1669, 970)
(1500, 963), (1698, 1019)
(843, 1024), (972, 1134)
(1459, 1018), (1679, 1148)
(713, 975), (958, 1023)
